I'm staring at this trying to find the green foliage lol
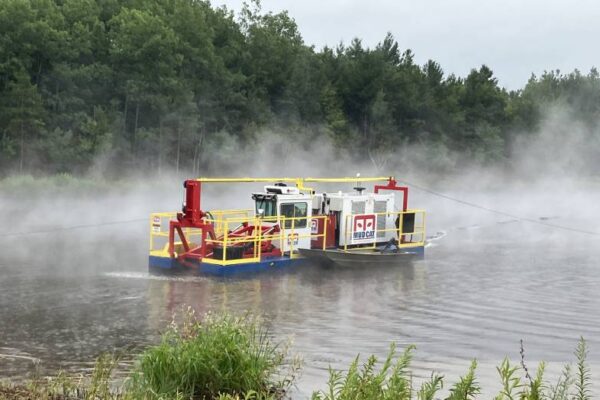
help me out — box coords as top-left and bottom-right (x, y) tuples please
(574, 337), (591, 400)
(0, 173), (116, 197)
(0, 326), (594, 400)
(311, 339), (593, 400)
(492, 338), (592, 400)
(447, 360), (480, 400)
(495, 358), (522, 400)
(2, 0), (599, 176)
(311, 343), (416, 400)
(549, 364), (572, 400)
(128, 308), (299, 400)
(417, 373), (444, 400)
(0, 66), (45, 172)
(0, 354), (124, 400)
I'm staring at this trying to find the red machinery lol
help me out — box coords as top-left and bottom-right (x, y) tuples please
(374, 178), (409, 211)
(168, 180), (282, 264)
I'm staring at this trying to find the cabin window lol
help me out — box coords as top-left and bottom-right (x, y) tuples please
(255, 198), (277, 218)
(280, 202), (308, 229)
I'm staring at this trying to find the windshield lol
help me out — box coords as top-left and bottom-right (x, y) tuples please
(255, 197), (277, 218)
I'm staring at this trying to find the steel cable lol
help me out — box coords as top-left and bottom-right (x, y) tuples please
(397, 179), (600, 237)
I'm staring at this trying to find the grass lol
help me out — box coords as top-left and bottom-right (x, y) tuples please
(0, 354), (123, 399)
(128, 307), (300, 400)
(0, 173), (165, 196)
(311, 338), (592, 400)
(0, 308), (299, 400)
(0, 173), (106, 190)
(0, 311), (593, 400)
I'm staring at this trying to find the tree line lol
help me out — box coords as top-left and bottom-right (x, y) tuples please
(1, 0), (599, 177)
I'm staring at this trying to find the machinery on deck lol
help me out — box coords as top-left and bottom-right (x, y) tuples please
(149, 176), (426, 275)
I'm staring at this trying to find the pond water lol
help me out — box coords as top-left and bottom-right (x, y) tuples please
(1, 183), (599, 397)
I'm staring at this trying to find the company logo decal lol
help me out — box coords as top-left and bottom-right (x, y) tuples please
(351, 214), (377, 244)
(310, 219), (319, 234)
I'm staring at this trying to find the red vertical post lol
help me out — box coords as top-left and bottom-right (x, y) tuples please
(183, 180), (203, 225)
(374, 178), (409, 210)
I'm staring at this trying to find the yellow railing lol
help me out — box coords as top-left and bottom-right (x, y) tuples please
(150, 211), (329, 266)
(280, 214), (329, 260)
(150, 209), (425, 262)
(196, 176), (392, 194)
(203, 214), (329, 266)
(149, 212), (176, 257)
(399, 209), (426, 247)
(206, 209), (253, 237)
(343, 209), (426, 252)
(149, 209), (252, 258)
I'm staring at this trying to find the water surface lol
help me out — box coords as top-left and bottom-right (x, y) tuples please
(1, 187), (599, 396)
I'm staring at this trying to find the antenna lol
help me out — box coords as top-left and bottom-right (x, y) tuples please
(353, 172), (365, 194)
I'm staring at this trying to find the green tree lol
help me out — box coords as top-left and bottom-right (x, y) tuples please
(0, 67), (45, 172)
(0, 0), (597, 176)
(458, 65), (508, 161)
(108, 7), (184, 162)
(240, 0), (304, 119)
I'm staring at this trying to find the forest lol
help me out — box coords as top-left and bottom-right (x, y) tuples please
(1, 0), (600, 177)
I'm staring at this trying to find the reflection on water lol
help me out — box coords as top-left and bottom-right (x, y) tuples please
(1, 222), (599, 397)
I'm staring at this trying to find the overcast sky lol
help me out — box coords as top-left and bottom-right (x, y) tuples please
(212, 0), (600, 90)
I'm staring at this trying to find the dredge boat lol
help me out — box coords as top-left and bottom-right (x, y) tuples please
(149, 176), (425, 275)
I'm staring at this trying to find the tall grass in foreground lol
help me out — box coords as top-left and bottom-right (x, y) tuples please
(128, 308), (300, 400)
(311, 338), (592, 400)
(0, 310), (593, 400)
(0, 354), (123, 399)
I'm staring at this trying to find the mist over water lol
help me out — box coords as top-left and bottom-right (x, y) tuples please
(1, 111), (599, 396)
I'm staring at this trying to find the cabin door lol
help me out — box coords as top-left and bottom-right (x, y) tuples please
(278, 201), (311, 253)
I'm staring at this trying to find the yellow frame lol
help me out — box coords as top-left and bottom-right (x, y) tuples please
(149, 211), (329, 266)
(202, 214), (329, 266)
(343, 209), (426, 252)
(195, 176), (392, 193)
(150, 176), (425, 264)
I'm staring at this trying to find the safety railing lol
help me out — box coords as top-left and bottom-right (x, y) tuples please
(149, 212), (205, 257)
(149, 212), (177, 257)
(397, 209), (426, 248)
(343, 209), (426, 252)
(202, 214), (329, 266)
(280, 214), (329, 260)
(149, 209), (253, 258)
(207, 209), (253, 237)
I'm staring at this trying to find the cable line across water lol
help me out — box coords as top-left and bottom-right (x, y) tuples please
(397, 179), (600, 237)
(2, 181), (598, 238)
(0, 218), (148, 238)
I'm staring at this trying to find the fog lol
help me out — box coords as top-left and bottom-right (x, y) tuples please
(0, 103), (599, 395)
(1, 101), (598, 308)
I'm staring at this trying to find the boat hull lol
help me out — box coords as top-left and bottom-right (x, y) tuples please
(298, 246), (424, 268)
(150, 245), (424, 275)
(148, 255), (304, 277)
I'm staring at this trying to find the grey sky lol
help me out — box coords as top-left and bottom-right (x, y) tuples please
(212, 0), (600, 89)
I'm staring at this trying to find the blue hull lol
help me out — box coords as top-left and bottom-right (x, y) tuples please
(149, 245), (424, 276)
(148, 255), (304, 277)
